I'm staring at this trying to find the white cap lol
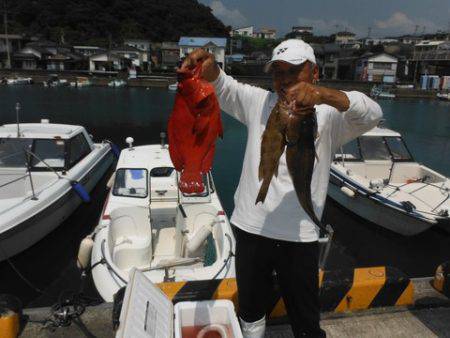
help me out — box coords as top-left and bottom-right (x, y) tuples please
(264, 39), (316, 73)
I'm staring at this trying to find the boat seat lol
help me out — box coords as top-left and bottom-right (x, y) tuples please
(109, 207), (152, 271)
(184, 204), (218, 235)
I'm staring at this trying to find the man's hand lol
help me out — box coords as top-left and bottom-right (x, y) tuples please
(286, 82), (350, 113)
(179, 49), (220, 82)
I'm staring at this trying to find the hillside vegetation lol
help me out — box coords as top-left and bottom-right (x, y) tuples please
(6, 0), (229, 45)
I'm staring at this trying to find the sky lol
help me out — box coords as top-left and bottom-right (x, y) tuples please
(199, 0), (450, 38)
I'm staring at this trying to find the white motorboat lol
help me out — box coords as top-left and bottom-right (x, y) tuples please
(370, 85), (395, 99)
(436, 93), (450, 101)
(44, 75), (69, 87)
(168, 82), (178, 91)
(6, 77), (33, 85)
(88, 138), (236, 302)
(70, 77), (92, 88)
(0, 121), (115, 261)
(108, 79), (126, 88)
(328, 126), (450, 236)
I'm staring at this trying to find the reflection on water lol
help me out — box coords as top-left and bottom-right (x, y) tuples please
(0, 86), (449, 306)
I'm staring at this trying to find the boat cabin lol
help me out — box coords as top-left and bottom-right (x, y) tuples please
(334, 127), (445, 186)
(0, 122), (95, 200)
(0, 122), (94, 171)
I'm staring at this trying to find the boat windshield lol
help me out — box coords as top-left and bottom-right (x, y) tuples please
(385, 137), (413, 161)
(334, 139), (361, 161)
(358, 136), (413, 161)
(0, 138), (66, 169)
(113, 168), (148, 198)
(0, 138), (33, 167)
(359, 137), (391, 160)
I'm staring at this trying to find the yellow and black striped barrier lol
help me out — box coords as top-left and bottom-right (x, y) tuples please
(156, 266), (413, 317)
(433, 261), (450, 298)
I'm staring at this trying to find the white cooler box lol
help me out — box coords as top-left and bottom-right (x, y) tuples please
(116, 269), (243, 338)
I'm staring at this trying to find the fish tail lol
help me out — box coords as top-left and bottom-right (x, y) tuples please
(255, 180), (270, 204)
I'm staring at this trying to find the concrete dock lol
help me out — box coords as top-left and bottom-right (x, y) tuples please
(19, 277), (450, 337)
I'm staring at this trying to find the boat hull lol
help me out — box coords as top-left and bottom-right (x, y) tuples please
(0, 151), (114, 261)
(328, 171), (434, 236)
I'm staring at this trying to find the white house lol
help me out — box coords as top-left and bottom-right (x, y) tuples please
(73, 46), (104, 57)
(254, 28), (276, 39)
(231, 26), (254, 37)
(362, 38), (399, 46)
(178, 37), (227, 69)
(89, 53), (128, 72)
(334, 31), (356, 45)
(355, 53), (398, 82)
(124, 39), (151, 52)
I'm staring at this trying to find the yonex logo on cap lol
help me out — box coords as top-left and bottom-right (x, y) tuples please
(276, 47), (288, 55)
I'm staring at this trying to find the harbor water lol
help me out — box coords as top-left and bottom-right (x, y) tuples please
(0, 85), (449, 307)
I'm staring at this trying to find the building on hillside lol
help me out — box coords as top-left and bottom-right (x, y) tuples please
(111, 45), (149, 71)
(413, 40), (448, 60)
(12, 42), (86, 70)
(399, 35), (423, 45)
(0, 34), (37, 68)
(89, 52), (130, 72)
(290, 26), (313, 40)
(231, 26), (254, 38)
(12, 45), (50, 69)
(254, 28), (276, 39)
(361, 38), (399, 46)
(179, 37), (227, 69)
(411, 40), (450, 78)
(124, 39), (151, 52)
(73, 46), (105, 57)
(160, 42), (179, 70)
(292, 26), (313, 34)
(355, 53), (398, 82)
(334, 31), (356, 45)
(312, 43), (341, 79)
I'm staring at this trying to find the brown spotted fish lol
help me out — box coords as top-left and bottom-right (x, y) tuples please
(256, 100), (290, 204)
(256, 101), (323, 228)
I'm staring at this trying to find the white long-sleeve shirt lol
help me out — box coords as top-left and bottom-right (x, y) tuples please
(212, 70), (383, 242)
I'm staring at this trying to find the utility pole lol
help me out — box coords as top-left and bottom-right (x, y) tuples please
(447, 19), (450, 41)
(3, 0), (11, 69)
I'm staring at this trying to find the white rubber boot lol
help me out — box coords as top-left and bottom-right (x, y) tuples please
(239, 316), (266, 338)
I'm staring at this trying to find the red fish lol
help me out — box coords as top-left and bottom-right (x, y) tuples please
(168, 63), (223, 194)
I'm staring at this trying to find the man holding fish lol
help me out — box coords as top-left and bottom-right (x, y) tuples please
(180, 39), (382, 337)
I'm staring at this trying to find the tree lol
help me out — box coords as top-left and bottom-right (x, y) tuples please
(6, 0), (230, 45)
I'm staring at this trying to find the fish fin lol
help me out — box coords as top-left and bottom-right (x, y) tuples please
(255, 181), (269, 205)
(201, 144), (215, 173)
(274, 162), (280, 177)
(255, 179), (270, 204)
(193, 114), (210, 135)
(273, 141), (286, 177)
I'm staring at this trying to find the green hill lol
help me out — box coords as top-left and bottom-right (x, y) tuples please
(7, 0), (230, 45)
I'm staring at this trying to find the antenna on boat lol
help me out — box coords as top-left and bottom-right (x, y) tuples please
(160, 132), (166, 148)
(15, 102), (21, 137)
